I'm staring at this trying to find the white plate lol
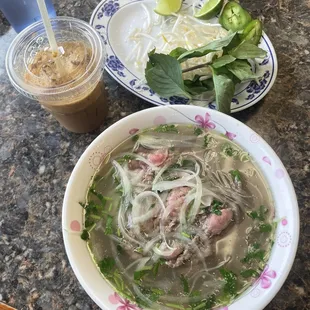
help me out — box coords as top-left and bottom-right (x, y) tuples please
(90, 0), (278, 112)
(63, 105), (299, 310)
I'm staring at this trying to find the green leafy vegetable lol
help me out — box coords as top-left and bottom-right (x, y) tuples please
(211, 199), (223, 215)
(181, 231), (191, 239)
(169, 47), (188, 59)
(145, 53), (191, 98)
(104, 215), (114, 235)
(99, 257), (116, 276)
(259, 223), (273, 233)
(211, 67), (235, 114)
(229, 42), (267, 59)
(240, 269), (259, 278)
(212, 55), (236, 68)
(184, 76), (213, 96)
(229, 169), (242, 182)
(177, 32), (236, 62)
(242, 244), (265, 263)
(220, 268), (238, 296)
(180, 274), (189, 294)
(226, 60), (259, 81)
(154, 124), (179, 133)
(247, 205), (268, 221)
(80, 229), (89, 241)
(89, 188), (107, 206)
(194, 127), (203, 136)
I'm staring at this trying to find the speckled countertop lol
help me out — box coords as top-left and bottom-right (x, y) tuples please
(0, 0), (309, 309)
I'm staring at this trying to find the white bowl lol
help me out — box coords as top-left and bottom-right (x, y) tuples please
(62, 105), (299, 310)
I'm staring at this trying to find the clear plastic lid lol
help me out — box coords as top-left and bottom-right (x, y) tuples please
(6, 17), (105, 104)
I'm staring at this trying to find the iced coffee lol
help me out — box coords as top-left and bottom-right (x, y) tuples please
(6, 17), (107, 133)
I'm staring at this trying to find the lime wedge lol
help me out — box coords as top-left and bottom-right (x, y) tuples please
(194, 0), (224, 20)
(154, 0), (183, 16)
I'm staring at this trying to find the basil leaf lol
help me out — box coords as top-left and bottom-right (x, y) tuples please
(211, 67), (235, 114)
(212, 55), (236, 68)
(169, 47), (188, 59)
(226, 60), (259, 81)
(229, 42), (267, 59)
(145, 54), (191, 98)
(177, 32), (236, 62)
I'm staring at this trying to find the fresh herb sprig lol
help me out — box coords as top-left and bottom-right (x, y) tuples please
(145, 3), (266, 114)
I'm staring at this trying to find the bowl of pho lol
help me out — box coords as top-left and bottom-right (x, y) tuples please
(62, 105), (299, 310)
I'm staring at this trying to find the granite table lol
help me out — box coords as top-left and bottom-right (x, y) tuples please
(0, 0), (309, 309)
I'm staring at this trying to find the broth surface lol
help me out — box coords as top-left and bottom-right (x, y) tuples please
(81, 124), (275, 309)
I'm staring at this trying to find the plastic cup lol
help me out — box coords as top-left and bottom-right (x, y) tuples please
(6, 17), (108, 133)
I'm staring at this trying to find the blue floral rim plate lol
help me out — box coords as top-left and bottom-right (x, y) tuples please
(90, 0), (278, 113)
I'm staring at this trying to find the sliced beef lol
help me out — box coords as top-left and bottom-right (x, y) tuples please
(206, 208), (233, 235)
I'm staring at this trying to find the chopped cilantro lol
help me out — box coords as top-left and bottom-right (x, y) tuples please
(89, 188), (107, 207)
(220, 268), (238, 296)
(99, 257), (115, 276)
(210, 200), (223, 215)
(247, 205), (268, 221)
(154, 124), (179, 133)
(242, 246), (265, 263)
(229, 169), (241, 182)
(80, 229), (89, 241)
(259, 223), (272, 233)
(194, 127), (203, 136)
(180, 274), (189, 294)
(240, 269), (259, 278)
(104, 215), (114, 235)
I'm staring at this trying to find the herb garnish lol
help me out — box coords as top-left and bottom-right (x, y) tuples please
(241, 243), (265, 263)
(80, 229), (89, 241)
(210, 200), (223, 215)
(145, 24), (266, 113)
(99, 257), (116, 276)
(247, 205), (268, 221)
(194, 127), (203, 136)
(219, 268), (238, 296)
(259, 223), (273, 233)
(180, 274), (189, 294)
(240, 269), (259, 278)
(154, 124), (179, 133)
(229, 169), (241, 182)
